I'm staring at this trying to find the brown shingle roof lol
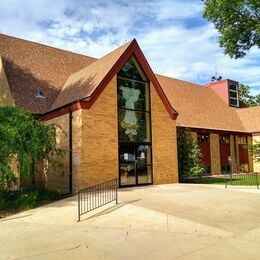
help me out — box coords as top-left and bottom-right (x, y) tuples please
(0, 34), (96, 113)
(51, 40), (133, 110)
(236, 106), (260, 133)
(156, 74), (248, 132)
(1, 34), (259, 134)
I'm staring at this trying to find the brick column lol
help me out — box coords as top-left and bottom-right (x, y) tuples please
(247, 136), (254, 172)
(210, 133), (221, 175)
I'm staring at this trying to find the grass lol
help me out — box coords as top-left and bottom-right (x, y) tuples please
(182, 174), (260, 186)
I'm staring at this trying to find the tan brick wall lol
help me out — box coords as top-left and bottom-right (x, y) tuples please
(0, 57), (14, 106)
(253, 135), (260, 172)
(151, 84), (178, 184)
(72, 109), (83, 192)
(72, 77), (178, 190)
(74, 76), (118, 191)
(230, 135), (239, 173)
(44, 114), (70, 193)
(247, 136), (254, 172)
(210, 133), (221, 175)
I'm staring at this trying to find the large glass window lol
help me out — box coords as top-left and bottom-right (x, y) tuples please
(117, 56), (152, 187)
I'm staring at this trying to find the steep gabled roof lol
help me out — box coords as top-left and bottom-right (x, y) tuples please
(1, 34), (177, 119)
(51, 39), (178, 119)
(51, 41), (133, 110)
(0, 34), (96, 113)
(156, 74), (249, 132)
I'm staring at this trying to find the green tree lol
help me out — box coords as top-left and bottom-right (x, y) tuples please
(249, 142), (260, 162)
(239, 83), (260, 106)
(177, 128), (205, 180)
(203, 0), (260, 58)
(0, 106), (64, 190)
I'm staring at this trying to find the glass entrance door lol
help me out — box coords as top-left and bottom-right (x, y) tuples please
(119, 143), (152, 187)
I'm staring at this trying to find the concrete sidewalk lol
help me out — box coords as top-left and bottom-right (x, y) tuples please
(1, 184), (260, 259)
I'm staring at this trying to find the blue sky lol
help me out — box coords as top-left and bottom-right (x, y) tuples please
(0, 0), (259, 95)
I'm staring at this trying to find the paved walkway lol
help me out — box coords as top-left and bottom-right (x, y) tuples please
(1, 184), (260, 259)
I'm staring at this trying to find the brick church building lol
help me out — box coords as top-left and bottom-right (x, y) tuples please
(1, 34), (259, 193)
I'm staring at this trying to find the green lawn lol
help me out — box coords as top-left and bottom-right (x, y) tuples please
(182, 175), (260, 186)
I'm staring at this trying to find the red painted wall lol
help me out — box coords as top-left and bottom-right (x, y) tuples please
(206, 80), (229, 104)
(239, 145), (249, 164)
(220, 144), (230, 165)
(198, 143), (211, 166)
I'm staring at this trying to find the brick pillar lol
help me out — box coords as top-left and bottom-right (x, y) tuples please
(235, 136), (241, 172)
(247, 136), (254, 172)
(210, 133), (221, 175)
(230, 135), (238, 173)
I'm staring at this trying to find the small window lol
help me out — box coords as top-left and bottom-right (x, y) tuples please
(197, 133), (209, 143)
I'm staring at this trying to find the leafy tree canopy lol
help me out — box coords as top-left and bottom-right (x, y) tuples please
(239, 83), (260, 106)
(0, 106), (63, 190)
(203, 0), (260, 58)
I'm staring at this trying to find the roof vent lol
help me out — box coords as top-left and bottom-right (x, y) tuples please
(35, 89), (46, 99)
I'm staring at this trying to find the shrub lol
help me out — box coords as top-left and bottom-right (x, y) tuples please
(38, 189), (61, 201)
(177, 128), (205, 180)
(17, 191), (39, 209)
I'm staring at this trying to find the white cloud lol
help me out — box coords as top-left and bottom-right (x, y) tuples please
(0, 0), (259, 94)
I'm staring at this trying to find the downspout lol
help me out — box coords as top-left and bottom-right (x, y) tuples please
(69, 110), (73, 194)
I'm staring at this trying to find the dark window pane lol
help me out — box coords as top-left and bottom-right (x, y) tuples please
(229, 84), (237, 91)
(229, 91), (237, 98)
(230, 98), (238, 106)
(118, 58), (144, 81)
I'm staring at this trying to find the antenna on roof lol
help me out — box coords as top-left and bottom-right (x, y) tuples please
(211, 32), (222, 82)
(35, 89), (46, 99)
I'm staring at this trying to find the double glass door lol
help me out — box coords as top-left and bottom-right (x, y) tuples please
(119, 143), (152, 187)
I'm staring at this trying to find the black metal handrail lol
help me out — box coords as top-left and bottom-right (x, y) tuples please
(77, 179), (118, 221)
(225, 172), (259, 189)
